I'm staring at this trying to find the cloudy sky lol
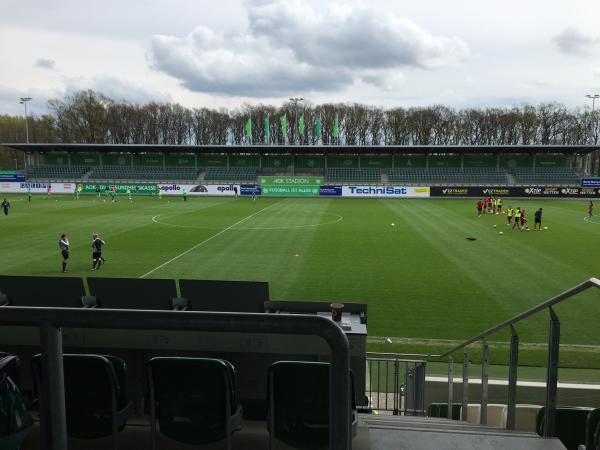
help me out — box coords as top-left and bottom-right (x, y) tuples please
(1, 0), (599, 115)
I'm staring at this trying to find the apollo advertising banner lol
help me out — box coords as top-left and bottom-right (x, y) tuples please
(342, 186), (430, 198)
(157, 184), (240, 196)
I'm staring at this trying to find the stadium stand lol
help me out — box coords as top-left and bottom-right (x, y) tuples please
(32, 354), (133, 444)
(147, 357), (243, 447)
(327, 168), (382, 182)
(204, 167), (258, 181)
(389, 167), (508, 184)
(88, 166), (198, 181)
(511, 167), (582, 185)
(536, 406), (598, 450)
(28, 165), (89, 180)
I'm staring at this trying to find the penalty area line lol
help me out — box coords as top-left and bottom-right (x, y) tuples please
(140, 201), (279, 278)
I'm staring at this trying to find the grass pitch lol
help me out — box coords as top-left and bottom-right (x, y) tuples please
(1, 194), (600, 374)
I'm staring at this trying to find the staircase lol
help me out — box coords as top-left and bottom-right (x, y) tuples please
(363, 415), (566, 450)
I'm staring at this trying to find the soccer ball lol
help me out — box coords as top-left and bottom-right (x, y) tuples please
(493, 225), (497, 228)
(499, 231), (503, 235)
(391, 223), (395, 227)
(544, 226), (548, 230)
(526, 229), (530, 232)
(103, 200), (106, 203)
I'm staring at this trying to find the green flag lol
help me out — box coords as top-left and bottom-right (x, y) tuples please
(315, 116), (322, 141)
(244, 117), (252, 138)
(280, 114), (287, 140)
(298, 114), (305, 136)
(263, 116), (269, 143)
(333, 114), (340, 140)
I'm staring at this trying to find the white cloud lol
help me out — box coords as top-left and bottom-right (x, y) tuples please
(148, 0), (469, 97)
(554, 26), (598, 55)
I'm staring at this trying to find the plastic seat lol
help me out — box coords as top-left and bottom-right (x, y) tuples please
(267, 361), (357, 450)
(147, 357), (242, 450)
(428, 402), (461, 420)
(32, 354), (133, 448)
(536, 406), (593, 450)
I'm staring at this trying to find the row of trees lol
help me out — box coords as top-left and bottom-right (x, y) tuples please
(0, 90), (599, 146)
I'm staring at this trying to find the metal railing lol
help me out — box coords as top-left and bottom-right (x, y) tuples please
(0, 307), (351, 450)
(365, 353), (427, 415)
(432, 277), (600, 436)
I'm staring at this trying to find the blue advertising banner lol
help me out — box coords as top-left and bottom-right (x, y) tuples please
(0, 173), (25, 182)
(581, 178), (600, 188)
(240, 184), (261, 196)
(319, 185), (342, 196)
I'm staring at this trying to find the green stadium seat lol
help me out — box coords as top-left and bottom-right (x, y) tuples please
(536, 406), (594, 450)
(204, 167), (258, 182)
(88, 166), (199, 182)
(586, 408), (600, 450)
(28, 165), (89, 180)
(427, 402), (461, 420)
(147, 357), (242, 448)
(512, 167), (581, 185)
(327, 168), (381, 182)
(267, 361), (357, 449)
(32, 354), (133, 446)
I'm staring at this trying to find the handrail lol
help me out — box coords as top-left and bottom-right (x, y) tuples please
(427, 277), (600, 436)
(0, 307), (351, 450)
(435, 277), (600, 359)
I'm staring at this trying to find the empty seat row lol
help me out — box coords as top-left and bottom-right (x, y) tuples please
(511, 168), (582, 184)
(389, 168), (508, 184)
(28, 165), (89, 180)
(204, 167), (258, 181)
(327, 168), (382, 182)
(0, 276), (269, 313)
(88, 166), (199, 181)
(30, 355), (356, 449)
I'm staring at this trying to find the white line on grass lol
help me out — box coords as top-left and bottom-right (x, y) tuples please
(140, 202), (280, 278)
(584, 216), (600, 224)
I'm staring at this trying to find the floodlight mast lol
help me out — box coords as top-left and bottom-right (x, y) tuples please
(19, 97), (32, 143)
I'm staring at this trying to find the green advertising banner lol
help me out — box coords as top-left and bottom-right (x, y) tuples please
(259, 176), (324, 186)
(77, 182), (158, 195)
(261, 185), (320, 197)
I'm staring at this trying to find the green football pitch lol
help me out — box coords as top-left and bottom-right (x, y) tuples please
(1, 194), (600, 376)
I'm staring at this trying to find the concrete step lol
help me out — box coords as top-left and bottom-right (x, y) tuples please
(364, 415), (566, 450)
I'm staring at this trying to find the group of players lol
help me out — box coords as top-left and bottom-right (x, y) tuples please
(59, 233), (106, 273)
(476, 197), (544, 231)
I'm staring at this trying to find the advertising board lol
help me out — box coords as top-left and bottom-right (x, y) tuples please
(342, 186), (430, 198)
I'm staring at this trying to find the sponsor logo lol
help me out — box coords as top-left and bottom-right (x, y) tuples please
(349, 186), (408, 195)
(524, 187), (543, 195)
(580, 188), (597, 196)
(216, 185), (236, 192)
(20, 182), (51, 189)
(160, 185), (181, 192)
(415, 187), (430, 194)
(190, 185), (208, 193)
(441, 188), (468, 195)
(482, 188), (510, 195)
(542, 187), (560, 195)
(560, 188), (580, 195)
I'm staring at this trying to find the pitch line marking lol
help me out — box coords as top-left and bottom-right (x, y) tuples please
(151, 212), (344, 230)
(140, 202), (280, 278)
(584, 216), (600, 224)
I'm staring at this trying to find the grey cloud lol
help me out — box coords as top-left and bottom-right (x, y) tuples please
(554, 27), (598, 55)
(63, 76), (172, 104)
(34, 58), (57, 70)
(148, 0), (469, 97)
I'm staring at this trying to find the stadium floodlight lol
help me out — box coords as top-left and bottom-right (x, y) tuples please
(586, 94), (600, 112)
(19, 97), (32, 143)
